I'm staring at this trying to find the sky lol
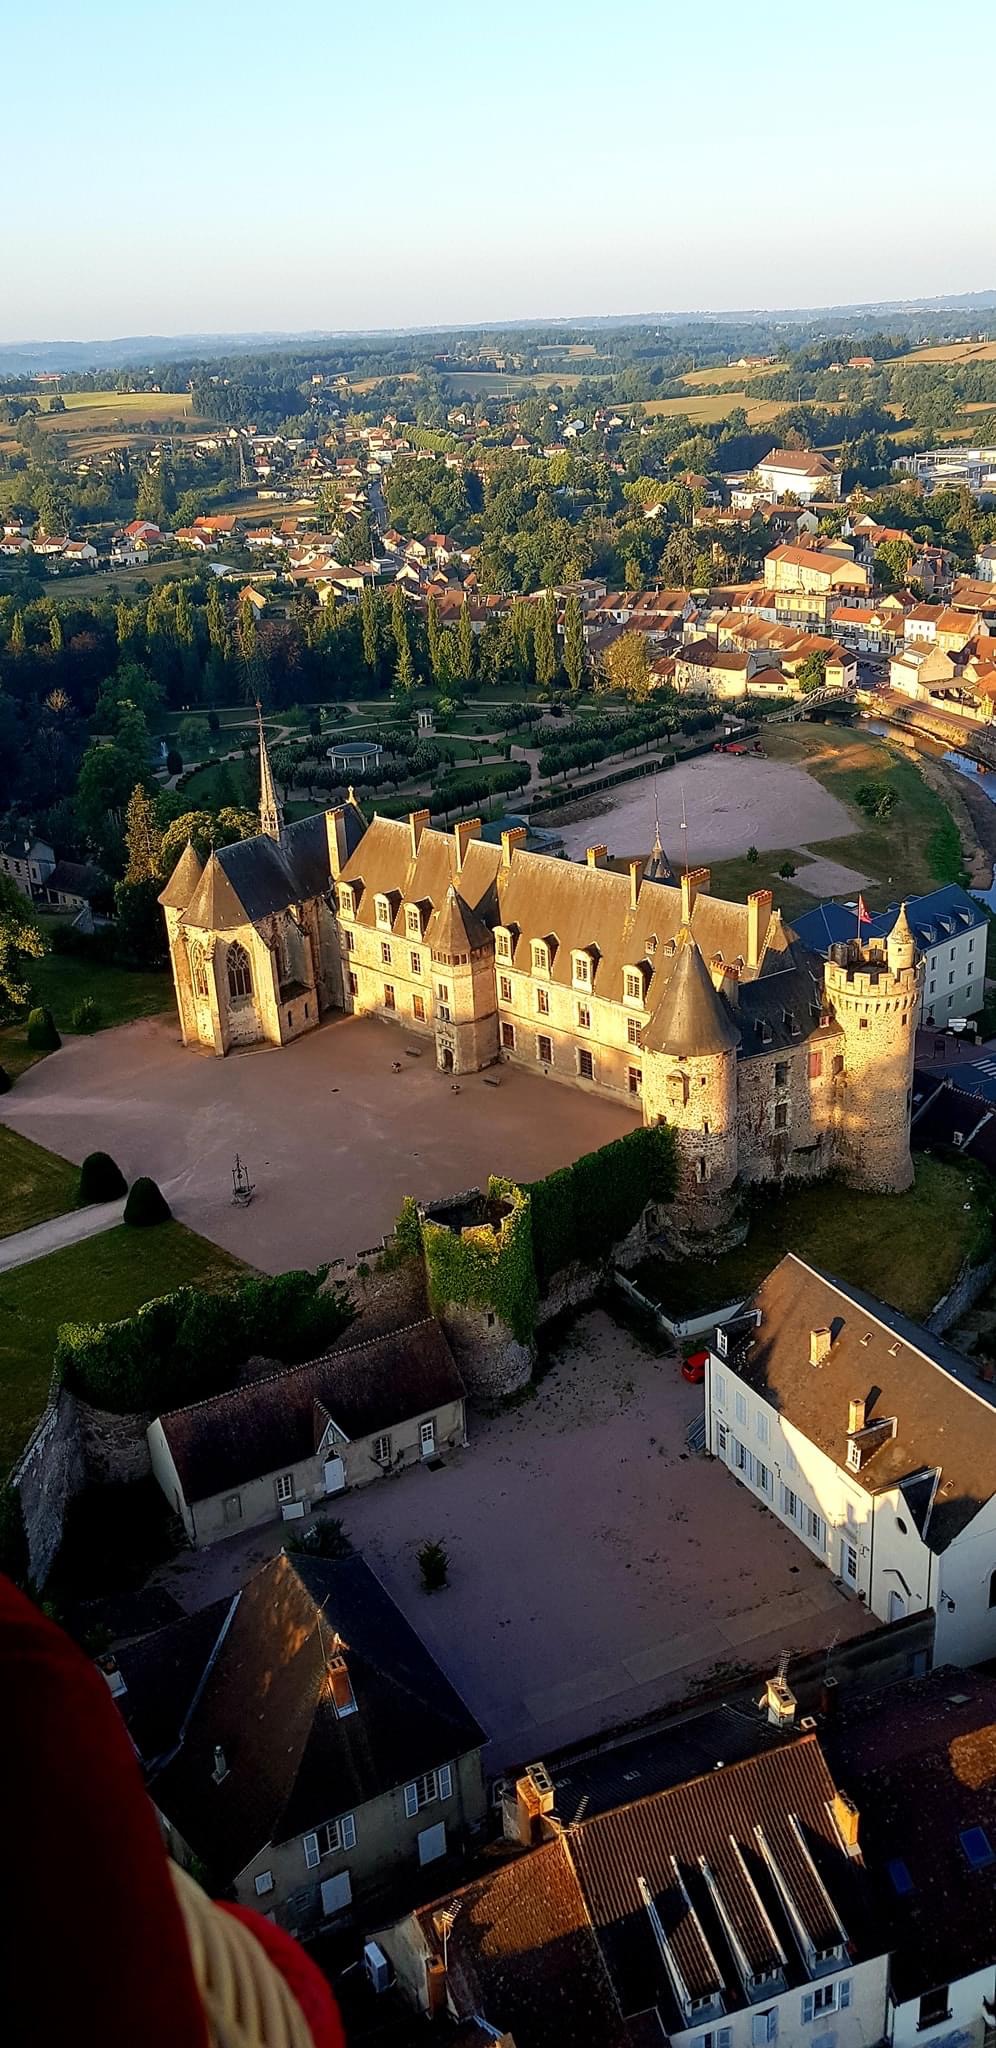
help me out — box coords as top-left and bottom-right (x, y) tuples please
(4, 0), (995, 343)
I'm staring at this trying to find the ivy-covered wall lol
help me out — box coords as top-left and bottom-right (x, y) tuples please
(421, 1178), (539, 1344)
(528, 1123), (677, 1290)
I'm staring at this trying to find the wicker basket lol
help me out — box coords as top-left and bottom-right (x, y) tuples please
(171, 1863), (315, 2048)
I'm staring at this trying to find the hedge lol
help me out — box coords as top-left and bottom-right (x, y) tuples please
(421, 1178), (539, 1344)
(55, 1267), (355, 1415)
(26, 1006), (60, 1052)
(528, 1123), (677, 1289)
(78, 1152), (128, 1206)
(124, 1176), (172, 1227)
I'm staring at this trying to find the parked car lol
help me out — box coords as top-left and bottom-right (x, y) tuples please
(681, 1349), (708, 1384)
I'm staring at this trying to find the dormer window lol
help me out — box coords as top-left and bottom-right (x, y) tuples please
(406, 905), (423, 939)
(532, 940), (550, 977)
(624, 966), (646, 1005)
(338, 884), (355, 920)
(375, 894), (392, 932)
(495, 927), (513, 963)
(572, 949), (593, 989)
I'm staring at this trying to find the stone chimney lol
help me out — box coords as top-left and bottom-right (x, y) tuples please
(586, 844), (608, 868)
(326, 807), (353, 879)
(327, 1655), (356, 1716)
(501, 826), (528, 867)
(848, 1395), (866, 1434)
(681, 866), (711, 921)
(629, 859), (642, 910)
(453, 818), (481, 872)
(502, 1761), (556, 1847)
(832, 1790), (860, 1855)
(408, 807), (430, 858)
(810, 1326), (832, 1366)
(747, 888), (773, 969)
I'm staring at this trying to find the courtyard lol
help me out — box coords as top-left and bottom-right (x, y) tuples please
(159, 1309), (874, 1770)
(0, 1013), (638, 1273)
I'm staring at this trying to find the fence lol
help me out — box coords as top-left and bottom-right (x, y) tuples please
(613, 1268), (747, 1342)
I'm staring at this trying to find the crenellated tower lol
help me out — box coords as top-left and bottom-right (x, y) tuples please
(823, 906), (922, 1194)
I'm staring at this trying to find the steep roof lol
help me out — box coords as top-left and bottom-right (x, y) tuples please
(429, 884), (494, 957)
(155, 1319), (465, 1502)
(793, 884), (986, 957)
(642, 926), (741, 1056)
(759, 447), (833, 476)
(732, 1254), (996, 1550)
(157, 840), (204, 911)
(120, 1553), (485, 1883)
(180, 848), (254, 932)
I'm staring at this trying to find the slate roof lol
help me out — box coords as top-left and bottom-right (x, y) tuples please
(911, 1068), (996, 1173)
(793, 884), (986, 957)
(157, 840), (203, 910)
(45, 859), (106, 900)
(119, 1553), (485, 1884)
(733, 1254), (996, 1549)
(641, 927), (741, 1056)
(179, 802), (364, 930)
(155, 1318), (464, 1502)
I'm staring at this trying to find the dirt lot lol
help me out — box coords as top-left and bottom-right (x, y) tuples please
(553, 750), (858, 874)
(0, 1013), (638, 1272)
(160, 1309), (873, 1769)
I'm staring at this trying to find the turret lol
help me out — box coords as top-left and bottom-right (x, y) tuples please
(824, 927), (923, 1193)
(641, 928), (741, 1215)
(428, 878), (497, 1075)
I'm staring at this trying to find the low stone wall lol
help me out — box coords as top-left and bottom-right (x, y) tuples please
(614, 1269), (746, 1343)
(927, 1250), (996, 1336)
(76, 1398), (154, 1485)
(13, 1387), (85, 1588)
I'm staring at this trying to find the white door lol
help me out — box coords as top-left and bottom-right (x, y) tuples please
(888, 1589), (907, 1623)
(320, 1871), (352, 1917)
(324, 1456), (345, 1495)
(419, 1420), (436, 1460)
(417, 1821), (446, 1866)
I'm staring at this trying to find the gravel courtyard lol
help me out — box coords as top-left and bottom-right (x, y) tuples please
(0, 1013), (638, 1272)
(162, 1310), (873, 1769)
(554, 751), (858, 872)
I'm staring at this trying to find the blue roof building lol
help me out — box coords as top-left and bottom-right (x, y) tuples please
(794, 885), (988, 1027)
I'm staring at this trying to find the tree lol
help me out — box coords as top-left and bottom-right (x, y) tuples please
(563, 592), (585, 693)
(602, 632), (650, 701)
(427, 592), (442, 680)
(158, 805), (256, 873)
(48, 611), (63, 654)
(8, 612), (25, 656)
(0, 875), (44, 1017)
(457, 598), (474, 684)
(797, 649), (831, 695)
(360, 584), (378, 674)
(124, 783), (162, 882)
(534, 589), (557, 689)
(114, 876), (168, 967)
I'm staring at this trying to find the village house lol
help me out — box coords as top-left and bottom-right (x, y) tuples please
(0, 837), (56, 898)
(830, 601), (907, 657)
(146, 1319), (466, 1546)
(109, 1553), (487, 1935)
(794, 885), (986, 1027)
(763, 544), (870, 630)
(755, 447), (842, 503)
(38, 858), (107, 918)
(706, 1254), (996, 1668)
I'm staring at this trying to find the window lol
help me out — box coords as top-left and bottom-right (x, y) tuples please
(501, 1021), (515, 1050)
(223, 1493), (242, 1524)
(832, 1053), (844, 1075)
(774, 1061), (789, 1088)
(254, 1871), (274, 1898)
(372, 1434), (392, 1465)
(624, 968), (643, 1003)
(403, 1765), (452, 1815)
(536, 987), (550, 1016)
(499, 975), (512, 1004)
(419, 1419), (436, 1452)
(227, 942), (252, 1002)
(858, 1016), (869, 1031)
(774, 1101), (788, 1131)
(190, 943), (209, 1000)
(537, 1034), (552, 1064)
(847, 1439), (861, 1472)
(413, 994), (425, 1022)
(695, 2033), (732, 2048)
(410, 950), (421, 976)
(782, 1486), (799, 1522)
(573, 953), (591, 987)
(532, 941), (548, 975)
(755, 1411), (769, 1446)
(802, 1982), (850, 2023)
(577, 1003), (591, 1030)
(808, 1049), (823, 1079)
(960, 1827), (995, 1869)
(627, 1016), (642, 1047)
(888, 1858), (914, 1895)
(756, 1460), (772, 1499)
(348, 971), (358, 997)
(303, 1815), (357, 1866)
(917, 1988), (950, 2031)
(496, 931), (511, 962)
(806, 1507), (825, 1549)
(735, 1389), (748, 1425)
(628, 1066), (642, 1096)
(344, 929), (355, 953)
(578, 1048), (594, 1080)
(375, 896), (391, 931)
(752, 2013), (778, 2046)
(716, 1420), (729, 1455)
(714, 1372), (726, 1406)
(275, 1472), (294, 1504)
(383, 983), (396, 1010)
(381, 940), (392, 965)
(406, 907), (421, 937)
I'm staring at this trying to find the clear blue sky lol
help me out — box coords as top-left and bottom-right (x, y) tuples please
(5, 0), (993, 341)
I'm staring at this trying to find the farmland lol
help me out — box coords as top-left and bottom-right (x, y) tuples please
(0, 389), (206, 458)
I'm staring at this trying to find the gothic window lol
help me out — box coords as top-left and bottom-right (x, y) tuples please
(190, 943), (209, 1001)
(227, 941), (253, 1002)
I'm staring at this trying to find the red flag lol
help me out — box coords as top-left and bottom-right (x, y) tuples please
(857, 894), (872, 925)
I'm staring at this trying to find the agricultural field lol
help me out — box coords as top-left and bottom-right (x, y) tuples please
(0, 389), (206, 459)
(892, 338), (996, 366)
(680, 361), (786, 389)
(639, 393), (789, 425)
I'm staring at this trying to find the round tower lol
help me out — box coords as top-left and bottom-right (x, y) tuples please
(823, 907), (923, 1194)
(641, 929), (741, 1221)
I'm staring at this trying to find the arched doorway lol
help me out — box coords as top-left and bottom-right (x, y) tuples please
(439, 1046), (454, 1073)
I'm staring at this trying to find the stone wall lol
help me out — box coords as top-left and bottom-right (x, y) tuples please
(438, 1301), (533, 1399)
(13, 1387), (85, 1588)
(76, 1398), (154, 1485)
(926, 1250), (996, 1337)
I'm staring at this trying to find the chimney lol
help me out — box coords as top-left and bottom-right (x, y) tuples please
(848, 1395), (866, 1434)
(586, 844), (608, 868)
(328, 1656), (356, 1717)
(629, 859), (642, 910)
(681, 866), (711, 922)
(501, 825), (528, 867)
(810, 1326), (832, 1366)
(326, 807), (352, 879)
(408, 807), (430, 857)
(747, 888), (773, 969)
(453, 818), (481, 872)
(212, 1744), (228, 1784)
(832, 1791), (860, 1855)
(502, 1761), (556, 1846)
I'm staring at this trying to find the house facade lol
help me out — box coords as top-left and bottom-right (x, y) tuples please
(793, 886), (986, 1027)
(755, 448), (842, 502)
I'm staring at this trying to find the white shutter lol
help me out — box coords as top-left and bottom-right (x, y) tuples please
(839, 1981), (851, 2011)
(417, 1821), (447, 1865)
(340, 1813), (356, 1850)
(801, 1994), (814, 2025)
(403, 1781), (419, 1818)
(303, 1832), (320, 1870)
(438, 1763), (453, 1800)
(320, 1871), (352, 1917)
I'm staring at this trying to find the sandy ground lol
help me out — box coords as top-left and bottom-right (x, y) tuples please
(552, 752), (858, 864)
(161, 1310), (873, 1769)
(0, 1014), (638, 1273)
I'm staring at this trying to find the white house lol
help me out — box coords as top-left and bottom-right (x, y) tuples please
(706, 1255), (996, 1669)
(793, 886), (987, 1028)
(755, 449), (841, 503)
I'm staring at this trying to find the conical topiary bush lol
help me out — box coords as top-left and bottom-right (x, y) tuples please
(78, 1152), (128, 1207)
(123, 1176), (172, 1227)
(26, 1006), (61, 1052)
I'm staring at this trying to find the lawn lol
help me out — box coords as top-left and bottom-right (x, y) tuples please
(0, 1223), (245, 1475)
(0, 1126), (78, 1240)
(24, 952), (173, 1032)
(634, 1157), (989, 1326)
(638, 395), (790, 426)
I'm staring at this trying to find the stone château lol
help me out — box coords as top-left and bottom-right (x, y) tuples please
(160, 722), (922, 1211)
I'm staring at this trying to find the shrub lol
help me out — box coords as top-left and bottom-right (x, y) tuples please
(123, 1176), (172, 1227)
(0, 1066), (10, 1096)
(26, 1006), (60, 1051)
(78, 1152), (127, 1206)
(746, 844), (759, 864)
(778, 861), (797, 878)
(72, 996), (102, 1034)
(287, 1517), (353, 1560)
(418, 1539), (449, 1592)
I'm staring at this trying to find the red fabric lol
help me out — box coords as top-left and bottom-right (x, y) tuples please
(0, 1574), (210, 2045)
(219, 1904), (346, 2048)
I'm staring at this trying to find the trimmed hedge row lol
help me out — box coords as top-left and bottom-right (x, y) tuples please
(55, 1267), (355, 1415)
(528, 1123), (678, 1290)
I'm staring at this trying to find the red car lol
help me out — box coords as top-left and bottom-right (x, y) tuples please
(682, 1349), (708, 1384)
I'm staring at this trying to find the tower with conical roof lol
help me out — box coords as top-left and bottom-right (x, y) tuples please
(257, 702), (283, 842)
(157, 840), (206, 1047)
(429, 875), (497, 1074)
(824, 904), (923, 1193)
(641, 927), (741, 1214)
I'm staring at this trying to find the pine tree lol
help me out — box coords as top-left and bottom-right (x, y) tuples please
(390, 584), (408, 661)
(9, 612), (25, 656)
(534, 589), (557, 689)
(395, 635), (415, 695)
(360, 584), (378, 672)
(175, 584), (195, 647)
(457, 599), (474, 682)
(48, 611), (63, 653)
(238, 596), (258, 665)
(427, 593), (442, 679)
(206, 581), (229, 659)
(563, 592), (585, 693)
(124, 783), (162, 882)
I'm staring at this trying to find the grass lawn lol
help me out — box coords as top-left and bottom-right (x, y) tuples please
(635, 1158), (989, 1326)
(0, 1126), (78, 1240)
(0, 1223), (246, 1475)
(708, 723), (964, 915)
(25, 953), (172, 1032)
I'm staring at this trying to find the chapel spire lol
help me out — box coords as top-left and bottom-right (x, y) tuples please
(257, 701), (283, 841)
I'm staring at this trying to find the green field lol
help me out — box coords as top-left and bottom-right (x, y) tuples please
(636, 1157), (989, 1326)
(0, 1127), (78, 1241)
(0, 1223), (245, 1474)
(25, 950), (173, 1033)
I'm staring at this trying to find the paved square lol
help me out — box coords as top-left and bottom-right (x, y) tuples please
(0, 1014), (639, 1272)
(159, 1310), (874, 1769)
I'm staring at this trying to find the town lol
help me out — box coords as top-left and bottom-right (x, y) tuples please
(9, 93), (996, 2043)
